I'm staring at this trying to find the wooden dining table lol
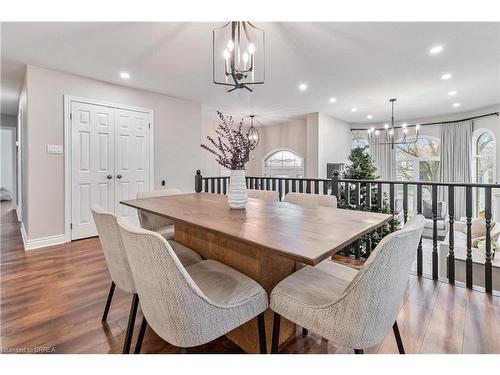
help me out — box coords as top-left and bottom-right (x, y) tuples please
(121, 192), (392, 353)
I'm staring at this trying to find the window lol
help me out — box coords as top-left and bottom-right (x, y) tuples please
(396, 137), (441, 214)
(352, 138), (369, 150)
(262, 149), (304, 177)
(396, 137), (440, 182)
(473, 129), (496, 215)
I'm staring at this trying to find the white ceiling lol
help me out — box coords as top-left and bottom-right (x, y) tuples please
(1, 22), (499, 124)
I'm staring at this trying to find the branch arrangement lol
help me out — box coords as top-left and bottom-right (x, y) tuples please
(201, 111), (250, 170)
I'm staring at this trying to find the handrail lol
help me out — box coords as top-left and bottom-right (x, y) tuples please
(201, 175), (500, 189)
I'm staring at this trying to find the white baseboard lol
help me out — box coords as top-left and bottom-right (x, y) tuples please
(20, 222), (28, 248)
(16, 206), (22, 222)
(20, 223), (67, 251)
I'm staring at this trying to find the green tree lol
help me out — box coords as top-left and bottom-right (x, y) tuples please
(338, 146), (397, 259)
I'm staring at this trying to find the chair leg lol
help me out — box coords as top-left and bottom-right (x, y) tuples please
(102, 281), (115, 322)
(392, 321), (405, 354)
(122, 293), (139, 354)
(302, 327), (308, 336)
(257, 313), (267, 354)
(271, 312), (281, 354)
(134, 316), (148, 354)
(354, 349), (364, 354)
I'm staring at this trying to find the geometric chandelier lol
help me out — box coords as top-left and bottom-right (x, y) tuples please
(247, 115), (260, 150)
(367, 98), (420, 149)
(213, 22), (265, 92)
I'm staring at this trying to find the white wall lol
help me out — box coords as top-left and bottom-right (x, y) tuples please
(317, 113), (352, 179)
(245, 117), (307, 176)
(242, 112), (351, 179)
(18, 78), (28, 226)
(24, 65), (202, 241)
(305, 113), (319, 178)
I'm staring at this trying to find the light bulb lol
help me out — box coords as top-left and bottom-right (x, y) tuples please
(384, 123), (389, 129)
(248, 43), (255, 54)
(375, 130), (380, 136)
(370, 127), (375, 132)
(223, 49), (230, 60)
(403, 128), (408, 134)
(242, 52), (249, 63)
(416, 124), (421, 130)
(402, 123), (407, 128)
(389, 129), (394, 136)
(227, 40), (234, 51)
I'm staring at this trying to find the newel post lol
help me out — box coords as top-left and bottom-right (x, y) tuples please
(331, 170), (339, 197)
(195, 170), (202, 193)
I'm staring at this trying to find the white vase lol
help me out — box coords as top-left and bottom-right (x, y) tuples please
(228, 169), (248, 209)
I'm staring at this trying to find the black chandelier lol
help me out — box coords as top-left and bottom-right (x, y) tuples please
(366, 98), (420, 149)
(247, 115), (260, 150)
(213, 22), (265, 92)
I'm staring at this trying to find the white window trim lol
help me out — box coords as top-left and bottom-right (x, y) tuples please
(261, 148), (305, 177)
(472, 128), (496, 183)
(472, 128), (496, 216)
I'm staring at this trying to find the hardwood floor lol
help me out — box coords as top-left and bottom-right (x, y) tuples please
(1, 202), (499, 354)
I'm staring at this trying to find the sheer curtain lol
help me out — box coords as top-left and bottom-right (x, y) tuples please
(439, 120), (473, 219)
(371, 143), (396, 180)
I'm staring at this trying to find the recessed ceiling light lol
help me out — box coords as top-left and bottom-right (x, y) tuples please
(351, 108), (358, 112)
(367, 115), (373, 119)
(441, 73), (452, 80)
(120, 71), (130, 79)
(299, 83), (307, 91)
(452, 102), (461, 108)
(329, 97), (337, 103)
(448, 90), (457, 96)
(429, 45), (443, 55)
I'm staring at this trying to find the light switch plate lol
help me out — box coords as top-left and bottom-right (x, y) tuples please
(47, 144), (63, 154)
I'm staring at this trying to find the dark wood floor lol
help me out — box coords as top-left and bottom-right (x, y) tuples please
(1, 202), (499, 354)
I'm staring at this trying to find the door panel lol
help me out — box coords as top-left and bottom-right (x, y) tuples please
(71, 102), (115, 240)
(114, 109), (150, 220)
(71, 102), (150, 239)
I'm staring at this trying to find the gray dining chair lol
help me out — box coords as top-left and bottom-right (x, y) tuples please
(269, 215), (426, 354)
(283, 192), (337, 208)
(282, 190), (339, 337)
(247, 189), (279, 202)
(117, 217), (269, 354)
(136, 189), (182, 240)
(91, 205), (141, 354)
(91, 205), (202, 353)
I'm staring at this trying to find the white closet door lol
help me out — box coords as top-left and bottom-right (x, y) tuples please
(114, 108), (150, 219)
(71, 102), (115, 240)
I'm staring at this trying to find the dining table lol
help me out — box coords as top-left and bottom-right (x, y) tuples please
(121, 192), (392, 353)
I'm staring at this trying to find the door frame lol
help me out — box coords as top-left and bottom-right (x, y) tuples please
(63, 95), (155, 243)
(17, 107), (22, 221)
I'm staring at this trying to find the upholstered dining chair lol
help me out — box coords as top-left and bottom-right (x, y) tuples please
(269, 215), (426, 354)
(91, 205), (202, 353)
(247, 189), (279, 202)
(117, 217), (269, 354)
(136, 189), (182, 240)
(283, 192), (337, 208)
(282, 190), (339, 337)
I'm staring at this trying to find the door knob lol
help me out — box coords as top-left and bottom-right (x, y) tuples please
(106, 175), (112, 179)
(117, 174), (122, 179)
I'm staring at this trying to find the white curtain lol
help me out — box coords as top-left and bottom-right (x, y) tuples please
(371, 143), (396, 180)
(439, 120), (473, 219)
